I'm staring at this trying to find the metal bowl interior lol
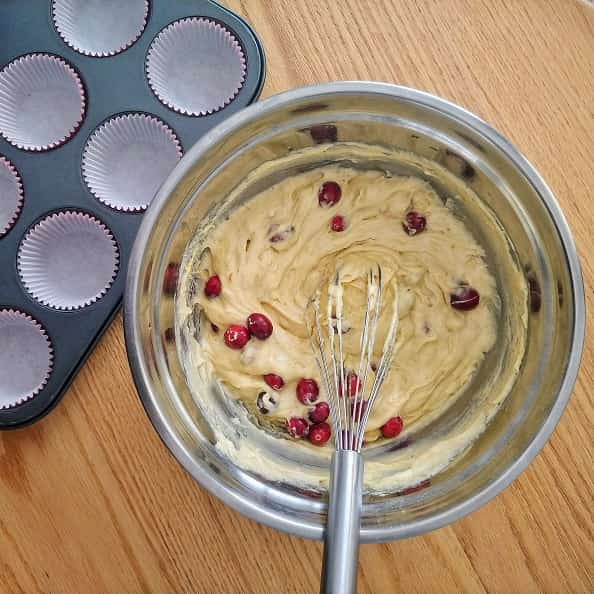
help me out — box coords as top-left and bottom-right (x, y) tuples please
(124, 83), (584, 542)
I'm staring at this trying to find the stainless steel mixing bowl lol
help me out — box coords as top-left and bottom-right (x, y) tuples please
(124, 82), (585, 542)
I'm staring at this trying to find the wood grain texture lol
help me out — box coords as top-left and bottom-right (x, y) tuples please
(1, 1), (593, 592)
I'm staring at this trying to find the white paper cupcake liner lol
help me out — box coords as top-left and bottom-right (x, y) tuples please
(82, 113), (183, 212)
(18, 211), (119, 310)
(0, 54), (86, 151)
(52, 0), (149, 57)
(0, 309), (53, 409)
(146, 17), (247, 116)
(0, 155), (24, 237)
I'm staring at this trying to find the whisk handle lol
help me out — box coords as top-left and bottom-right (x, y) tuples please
(321, 450), (363, 594)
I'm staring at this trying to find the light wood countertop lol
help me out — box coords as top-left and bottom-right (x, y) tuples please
(1, 1), (592, 592)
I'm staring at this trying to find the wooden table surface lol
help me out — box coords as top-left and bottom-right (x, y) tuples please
(1, 1), (593, 593)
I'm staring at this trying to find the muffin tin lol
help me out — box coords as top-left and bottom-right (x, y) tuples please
(0, 0), (265, 428)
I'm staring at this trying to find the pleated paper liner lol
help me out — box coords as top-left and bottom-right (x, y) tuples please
(17, 211), (119, 310)
(0, 53), (86, 151)
(52, 0), (149, 57)
(146, 17), (247, 116)
(0, 309), (54, 409)
(82, 113), (183, 212)
(0, 155), (23, 237)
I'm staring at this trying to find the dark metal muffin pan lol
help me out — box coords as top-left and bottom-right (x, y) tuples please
(0, 0), (265, 428)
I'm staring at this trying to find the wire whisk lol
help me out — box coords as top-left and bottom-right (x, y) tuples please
(306, 265), (399, 594)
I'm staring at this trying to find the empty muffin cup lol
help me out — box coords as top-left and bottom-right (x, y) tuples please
(0, 54), (86, 151)
(0, 155), (23, 237)
(82, 113), (183, 212)
(146, 17), (247, 116)
(18, 211), (119, 310)
(52, 0), (149, 57)
(0, 309), (53, 409)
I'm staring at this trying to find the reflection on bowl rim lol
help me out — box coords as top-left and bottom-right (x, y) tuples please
(125, 82), (585, 542)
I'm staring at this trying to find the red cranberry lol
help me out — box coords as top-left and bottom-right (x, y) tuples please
(308, 422), (332, 446)
(223, 325), (250, 349)
(204, 275), (222, 297)
(330, 215), (346, 232)
(340, 372), (360, 398)
(402, 211), (426, 236)
(270, 231), (288, 243)
(350, 399), (367, 419)
(339, 429), (355, 449)
(309, 401), (330, 423)
(247, 312), (273, 339)
(263, 373), (284, 390)
(163, 263), (179, 295)
(348, 373), (361, 396)
(450, 286), (480, 310)
(318, 181), (342, 207)
(381, 416), (404, 438)
(331, 315), (351, 334)
(296, 378), (319, 404)
(268, 224), (294, 243)
(310, 124), (337, 144)
(286, 417), (309, 438)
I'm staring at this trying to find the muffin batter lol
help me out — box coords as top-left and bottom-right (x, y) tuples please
(190, 166), (498, 443)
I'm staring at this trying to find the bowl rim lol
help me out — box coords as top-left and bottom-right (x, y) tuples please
(124, 81), (585, 542)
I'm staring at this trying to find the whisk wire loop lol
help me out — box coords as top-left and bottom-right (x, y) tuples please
(306, 265), (398, 452)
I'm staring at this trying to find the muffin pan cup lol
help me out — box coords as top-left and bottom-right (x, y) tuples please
(0, 155), (24, 237)
(52, 0), (150, 58)
(17, 211), (120, 310)
(0, 53), (86, 152)
(0, 0), (265, 428)
(82, 113), (183, 212)
(146, 17), (247, 116)
(0, 309), (54, 410)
